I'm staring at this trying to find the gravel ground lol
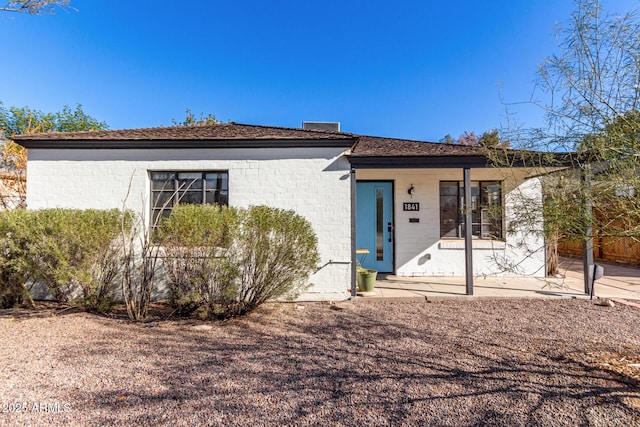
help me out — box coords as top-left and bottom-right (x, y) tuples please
(1, 298), (639, 427)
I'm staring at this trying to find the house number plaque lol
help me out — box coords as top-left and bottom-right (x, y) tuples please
(403, 202), (420, 211)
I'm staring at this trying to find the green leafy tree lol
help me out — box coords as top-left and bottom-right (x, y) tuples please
(0, 103), (107, 135)
(171, 108), (218, 127)
(478, 129), (509, 148)
(0, 103), (108, 209)
(0, 0), (71, 14)
(439, 134), (455, 145)
(494, 0), (640, 275)
(440, 129), (509, 148)
(584, 111), (640, 238)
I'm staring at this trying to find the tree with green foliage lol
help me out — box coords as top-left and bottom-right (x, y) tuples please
(477, 129), (510, 148)
(439, 134), (455, 145)
(0, 103), (107, 209)
(0, 103), (107, 135)
(583, 111), (640, 238)
(171, 108), (218, 127)
(440, 129), (509, 148)
(0, 0), (71, 14)
(493, 0), (640, 276)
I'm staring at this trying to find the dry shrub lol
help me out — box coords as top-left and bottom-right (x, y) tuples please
(157, 205), (319, 319)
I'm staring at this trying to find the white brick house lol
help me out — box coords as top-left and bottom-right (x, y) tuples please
(13, 123), (546, 300)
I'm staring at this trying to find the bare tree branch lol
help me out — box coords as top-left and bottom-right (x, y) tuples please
(1, 0), (73, 15)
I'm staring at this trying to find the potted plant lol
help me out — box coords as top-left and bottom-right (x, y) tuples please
(356, 266), (377, 292)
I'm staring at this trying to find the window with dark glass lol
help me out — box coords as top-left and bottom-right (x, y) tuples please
(375, 187), (384, 261)
(439, 181), (503, 240)
(150, 171), (228, 228)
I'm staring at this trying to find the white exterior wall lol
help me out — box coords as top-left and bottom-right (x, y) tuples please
(356, 168), (545, 277)
(26, 147), (353, 300)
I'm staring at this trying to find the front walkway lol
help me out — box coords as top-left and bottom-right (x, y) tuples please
(363, 257), (640, 300)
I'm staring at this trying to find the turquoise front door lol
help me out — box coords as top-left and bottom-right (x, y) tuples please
(356, 181), (394, 273)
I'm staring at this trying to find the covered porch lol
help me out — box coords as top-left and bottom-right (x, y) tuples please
(348, 135), (547, 297)
(359, 257), (640, 300)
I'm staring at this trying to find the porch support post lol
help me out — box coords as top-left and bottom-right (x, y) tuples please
(350, 168), (357, 297)
(582, 164), (594, 295)
(464, 167), (474, 295)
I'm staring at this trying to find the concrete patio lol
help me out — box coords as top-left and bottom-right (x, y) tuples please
(360, 257), (640, 300)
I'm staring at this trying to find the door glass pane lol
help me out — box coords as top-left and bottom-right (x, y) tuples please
(376, 187), (384, 261)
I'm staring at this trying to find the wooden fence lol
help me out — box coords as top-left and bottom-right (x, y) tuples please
(558, 236), (640, 266)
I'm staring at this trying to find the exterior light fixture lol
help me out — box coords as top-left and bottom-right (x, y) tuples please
(408, 184), (415, 197)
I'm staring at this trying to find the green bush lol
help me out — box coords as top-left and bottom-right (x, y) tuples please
(0, 209), (129, 312)
(229, 206), (319, 317)
(157, 204), (240, 315)
(0, 210), (32, 308)
(157, 205), (319, 319)
(0, 205), (319, 318)
(32, 209), (127, 311)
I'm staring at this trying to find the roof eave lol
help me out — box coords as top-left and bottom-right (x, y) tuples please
(347, 155), (489, 168)
(12, 138), (357, 150)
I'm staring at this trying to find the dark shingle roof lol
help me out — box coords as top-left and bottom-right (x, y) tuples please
(349, 135), (483, 157)
(346, 135), (489, 168)
(10, 122), (489, 162)
(11, 123), (354, 141)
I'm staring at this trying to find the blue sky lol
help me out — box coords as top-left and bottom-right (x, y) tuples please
(0, 0), (637, 141)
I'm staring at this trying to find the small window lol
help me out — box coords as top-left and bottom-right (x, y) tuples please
(150, 171), (229, 229)
(439, 181), (503, 240)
